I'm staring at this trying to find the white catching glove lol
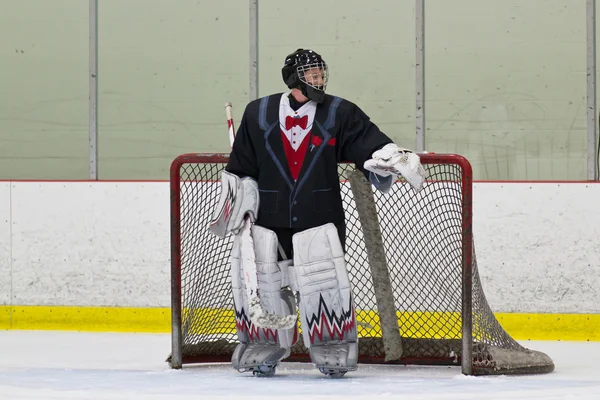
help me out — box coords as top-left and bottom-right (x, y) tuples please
(364, 143), (426, 192)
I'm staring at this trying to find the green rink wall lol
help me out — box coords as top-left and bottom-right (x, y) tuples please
(0, 0), (592, 181)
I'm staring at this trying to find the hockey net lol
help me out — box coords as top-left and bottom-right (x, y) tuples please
(168, 153), (554, 375)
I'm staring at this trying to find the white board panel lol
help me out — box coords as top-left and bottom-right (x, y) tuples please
(11, 182), (170, 307)
(474, 183), (600, 313)
(0, 183), (11, 305)
(6, 180), (600, 314)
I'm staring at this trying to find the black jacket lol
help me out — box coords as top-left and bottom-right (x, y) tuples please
(225, 93), (392, 230)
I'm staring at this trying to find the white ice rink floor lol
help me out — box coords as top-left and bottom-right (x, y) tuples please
(0, 331), (598, 400)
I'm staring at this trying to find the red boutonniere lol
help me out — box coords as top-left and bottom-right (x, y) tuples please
(311, 136), (323, 147)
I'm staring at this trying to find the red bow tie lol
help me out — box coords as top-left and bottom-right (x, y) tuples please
(285, 115), (308, 130)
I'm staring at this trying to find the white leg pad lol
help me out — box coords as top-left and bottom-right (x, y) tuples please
(290, 223), (358, 349)
(230, 225), (298, 373)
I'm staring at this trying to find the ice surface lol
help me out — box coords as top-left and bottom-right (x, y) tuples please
(0, 331), (598, 400)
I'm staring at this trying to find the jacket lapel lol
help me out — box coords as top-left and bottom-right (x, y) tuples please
(264, 126), (295, 190)
(260, 95), (295, 190)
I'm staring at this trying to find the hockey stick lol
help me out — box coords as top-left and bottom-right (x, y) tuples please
(348, 170), (404, 361)
(224, 102), (297, 330)
(225, 102), (236, 146)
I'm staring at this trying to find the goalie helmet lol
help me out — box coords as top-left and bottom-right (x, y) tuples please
(281, 48), (328, 103)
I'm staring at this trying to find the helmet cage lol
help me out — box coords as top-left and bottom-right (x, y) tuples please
(297, 61), (328, 92)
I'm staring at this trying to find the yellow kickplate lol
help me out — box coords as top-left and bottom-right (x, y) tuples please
(1, 306), (598, 341)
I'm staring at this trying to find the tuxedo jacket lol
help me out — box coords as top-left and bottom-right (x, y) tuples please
(225, 93), (392, 230)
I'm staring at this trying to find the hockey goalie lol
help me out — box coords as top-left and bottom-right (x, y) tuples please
(209, 48), (425, 377)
